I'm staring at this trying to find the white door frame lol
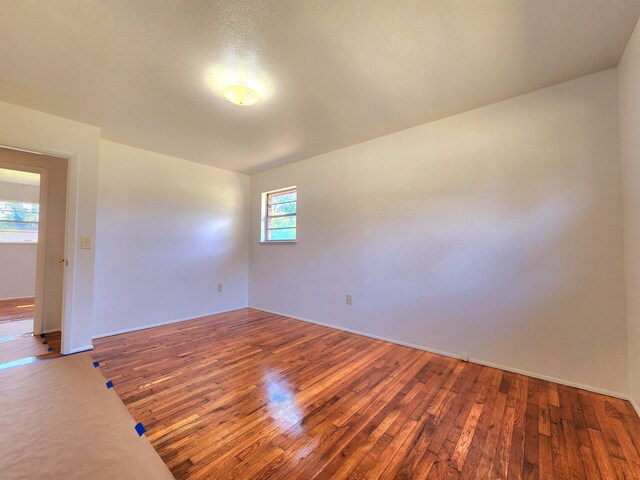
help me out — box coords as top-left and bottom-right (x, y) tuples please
(0, 144), (78, 355)
(0, 160), (49, 335)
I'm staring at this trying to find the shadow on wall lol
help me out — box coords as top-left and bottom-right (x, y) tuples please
(372, 129), (613, 385)
(93, 141), (250, 336)
(252, 72), (626, 392)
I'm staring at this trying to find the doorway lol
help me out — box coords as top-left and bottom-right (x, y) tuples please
(0, 167), (40, 338)
(0, 147), (68, 365)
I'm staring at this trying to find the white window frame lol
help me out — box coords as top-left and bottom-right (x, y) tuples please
(0, 198), (40, 244)
(260, 186), (297, 244)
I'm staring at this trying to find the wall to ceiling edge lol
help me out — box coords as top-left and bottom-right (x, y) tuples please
(92, 140), (250, 338)
(249, 68), (631, 399)
(1, 62), (637, 408)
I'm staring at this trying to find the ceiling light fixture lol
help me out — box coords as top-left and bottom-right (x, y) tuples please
(222, 83), (259, 106)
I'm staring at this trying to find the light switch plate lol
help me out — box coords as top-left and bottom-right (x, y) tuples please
(80, 236), (92, 249)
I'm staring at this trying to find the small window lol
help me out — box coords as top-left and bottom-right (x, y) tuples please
(261, 187), (297, 242)
(0, 200), (39, 243)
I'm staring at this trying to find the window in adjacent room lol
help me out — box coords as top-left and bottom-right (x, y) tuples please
(0, 200), (39, 243)
(261, 187), (297, 242)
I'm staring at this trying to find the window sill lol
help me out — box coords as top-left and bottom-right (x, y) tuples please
(260, 241), (297, 244)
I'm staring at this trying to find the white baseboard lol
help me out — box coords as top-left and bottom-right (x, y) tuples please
(469, 357), (628, 400)
(631, 397), (640, 417)
(249, 306), (632, 403)
(0, 295), (34, 301)
(67, 344), (94, 354)
(250, 306), (467, 361)
(92, 306), (247, 340)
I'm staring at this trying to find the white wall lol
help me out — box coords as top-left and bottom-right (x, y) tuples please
(250, 69), (629, 396)
(0, 100), (100, 353)
(93, 140), (250, 337)
(0, 244), (36, 300)
(0, 181), (39, 300)
(619, 19), (640, 413)
(0, 181), (39, 202)
(0, 65), (631, 401)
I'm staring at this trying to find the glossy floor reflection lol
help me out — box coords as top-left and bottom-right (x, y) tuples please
(264, 369), (303, 432)
(93, 308), (640, 479)
(0, 297), (35, 337)
(0, 331), (62, 367)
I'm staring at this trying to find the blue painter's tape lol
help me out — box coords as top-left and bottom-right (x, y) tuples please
(134, 422), (146, 436)
(93, 361), (100, 368)
(106, 380), (114, 389)
(40, 334), (45, 339)
(47, 347), (53, 352)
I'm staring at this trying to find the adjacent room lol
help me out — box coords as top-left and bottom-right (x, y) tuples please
(1, 1), (640, 478)
(0, 167), (40, 338)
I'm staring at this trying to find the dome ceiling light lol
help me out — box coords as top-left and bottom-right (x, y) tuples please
(222, 83), (260, 106)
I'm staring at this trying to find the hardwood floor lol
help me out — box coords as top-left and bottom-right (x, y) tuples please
(0, 297), (35, 323)
(0, 331), (61, 366)
(92, 308), (640, 479)
(0, 297), (61, 367)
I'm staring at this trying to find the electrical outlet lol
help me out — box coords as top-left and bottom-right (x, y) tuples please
(346, 294), (352, 305)
(217, 283), (223, 293)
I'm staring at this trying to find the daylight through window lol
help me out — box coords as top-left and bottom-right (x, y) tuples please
(0, 200), (39, 243)
(263, 188), (297, 242)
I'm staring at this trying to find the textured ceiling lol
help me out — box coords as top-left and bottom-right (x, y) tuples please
(1, 0), (639, 173)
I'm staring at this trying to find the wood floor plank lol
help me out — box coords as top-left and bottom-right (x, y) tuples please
(0, 297), (35, 323)
(0, 330), (62, 367)
(588, 427), (617, 479)
(91, 308), (640, 479)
